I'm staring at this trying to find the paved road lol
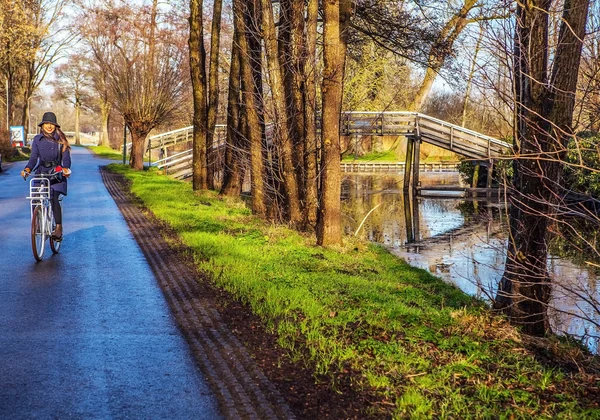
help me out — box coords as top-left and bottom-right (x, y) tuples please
(0, 148), (222, 419)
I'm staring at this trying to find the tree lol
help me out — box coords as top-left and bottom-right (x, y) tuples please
(220, 16), (244, 196)
(260, 0), (302, 226)
(232, 0), (266, 215)
(316, 0), (352, 246)
(493, 0), (590, 335)
(206, 0), (223, 190)
(53, 55), (93, 146)
(81, 0), (189, 170)
(0, 1), (71, 133)
(189, 0), (208, 189)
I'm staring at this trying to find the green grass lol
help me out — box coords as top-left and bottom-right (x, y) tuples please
(343, 150), (399, 162)
(87, 145), (127, 160)
(107, 163), (600, 418)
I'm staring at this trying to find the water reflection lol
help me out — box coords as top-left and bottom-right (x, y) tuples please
(342, 173), (600, 354)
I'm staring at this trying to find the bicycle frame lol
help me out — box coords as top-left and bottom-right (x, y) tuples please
(26, 173), (62, 261)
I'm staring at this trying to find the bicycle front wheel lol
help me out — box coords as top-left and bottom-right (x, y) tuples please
(31, 206), (46, 261)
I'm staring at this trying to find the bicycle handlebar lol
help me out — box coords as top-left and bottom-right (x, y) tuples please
(23, 167), (64, 181)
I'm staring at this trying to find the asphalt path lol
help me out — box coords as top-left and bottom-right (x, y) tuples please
(0, 147), (223, 419)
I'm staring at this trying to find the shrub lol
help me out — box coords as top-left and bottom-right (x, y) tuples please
(0, 129), (13, 160)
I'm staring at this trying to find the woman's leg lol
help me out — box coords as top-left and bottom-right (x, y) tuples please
(51, 191), (63, 239)
(51, 192), (62, 224)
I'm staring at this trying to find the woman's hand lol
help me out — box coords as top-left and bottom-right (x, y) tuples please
(21, 168), (30, 179)
(63, 167), (71, 178)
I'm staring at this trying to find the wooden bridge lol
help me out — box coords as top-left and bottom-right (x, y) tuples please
(146, 111), (512, 191)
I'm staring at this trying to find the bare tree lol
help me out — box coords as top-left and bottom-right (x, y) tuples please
(260, 0), (302, 226)
(220, 18), (244, 196)
(233, 0), (266, 216)
(303, 0), (319, 228)
(317, 0), (352, 246)
(206, 0), (223, 189)
(493, 0), (590, 335)
(189, 0), (209, 188)
(81, 0), (189, 170)
(0, 0), (72, 133)
(52, 55), (93, 146)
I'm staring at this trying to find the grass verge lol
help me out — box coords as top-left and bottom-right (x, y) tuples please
(87, 145), (127, 161)
(106, 163), (600, 419)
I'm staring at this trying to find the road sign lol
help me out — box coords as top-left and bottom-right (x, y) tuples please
(10, 126), (25, 147)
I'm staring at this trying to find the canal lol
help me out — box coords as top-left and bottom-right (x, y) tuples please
(341, 172), (600, 354)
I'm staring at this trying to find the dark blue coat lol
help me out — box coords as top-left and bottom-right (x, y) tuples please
(25, 133), (72, 196)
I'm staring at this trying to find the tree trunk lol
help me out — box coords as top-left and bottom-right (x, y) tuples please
(317, 0), (351, 246)
(279, 0), (306, 211)
(408, 0), (478, 112)
(206, 0), (223, 190)
(100, 100), (110, 147)
(75, 100), (81, 146)
(235, 0), (266, 216)
(303, 0), (319, 229)
(220, 22), (243, 197)
(189, 0), (209, 190)
(494, 0), (589, 336)
(127, 123), (150, 171)
(461, 24), (483, 127)
(261, 0), (302, 226)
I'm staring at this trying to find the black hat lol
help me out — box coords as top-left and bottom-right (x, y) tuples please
(38, 112), (60, 128)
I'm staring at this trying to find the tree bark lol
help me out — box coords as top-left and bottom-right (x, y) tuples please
(317, 0), (351, 246)
(409, 0), (478, 112)
(128, 123), (151, 170)
(74, 100), (81, 146)
(261, 0), (302, 226)
(189, 0), (209, 190)
(220, 22), (243, 197)
(206, 0), (223, 190)
(494, 0), (590, 336)
(100, 100), (110, 147)
(279, 0), (306, 209)
(304, 0), (319, 229)
(234, 0), (266, 216)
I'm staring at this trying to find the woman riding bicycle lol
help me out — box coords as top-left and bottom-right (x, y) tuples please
(21, 112), (72, 240)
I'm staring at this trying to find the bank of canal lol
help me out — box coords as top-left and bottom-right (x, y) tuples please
(342, 172), (600, 354)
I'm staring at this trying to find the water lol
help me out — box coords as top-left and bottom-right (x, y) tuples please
(342, 172), (600, 354)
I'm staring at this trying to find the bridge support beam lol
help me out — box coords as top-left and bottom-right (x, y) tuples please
(403, 138), (414, 191)
(472, 163), (480, 198)
(487, 161), (494, 198)
(403, 136), (421, 193)
(412, 138), (421, 193)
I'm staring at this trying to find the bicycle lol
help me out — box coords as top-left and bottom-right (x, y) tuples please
(25, 169), (63, 261)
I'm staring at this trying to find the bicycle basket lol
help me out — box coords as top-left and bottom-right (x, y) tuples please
(27, 178), (51, 204)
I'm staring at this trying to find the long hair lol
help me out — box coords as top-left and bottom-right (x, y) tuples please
(56, 128), (71, 153)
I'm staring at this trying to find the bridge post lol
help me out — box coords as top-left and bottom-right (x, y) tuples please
(487, 161), (494, 198)
(404, 193), (414, 243)
(403, 137), (414, 191)
(472, 163), (480, 198)
(413, 193), (420, 242)
(412, 137), (421, 194)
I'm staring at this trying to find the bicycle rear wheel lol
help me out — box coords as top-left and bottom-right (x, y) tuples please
(31, 206), (46, 261)
(50, 214), (61, 254)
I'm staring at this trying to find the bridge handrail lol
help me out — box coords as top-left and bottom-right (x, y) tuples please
(342, 111), (511, 150)
(146, 112), (512, 159)
(147, 124), (227, 150)
(154, 149), (192, 168)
